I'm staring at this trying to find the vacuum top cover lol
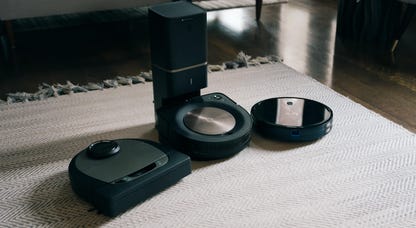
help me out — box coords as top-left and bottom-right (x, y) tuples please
(252, 97), (332, 127)
(75, 139), (168, 183)
(183, 106), (236, 135)
(251, 97), (333, 141)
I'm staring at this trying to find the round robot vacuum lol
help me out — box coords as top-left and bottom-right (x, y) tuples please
(251, 97), (333, 141)
(157, 93), (253, 160)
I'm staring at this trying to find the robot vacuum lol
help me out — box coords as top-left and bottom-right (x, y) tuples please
(156, 93), (252, 160)
(251, 97), (333, 141)
(68, 139), (191, 217)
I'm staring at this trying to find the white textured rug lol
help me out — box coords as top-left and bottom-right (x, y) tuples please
(1, 63), (416, 227)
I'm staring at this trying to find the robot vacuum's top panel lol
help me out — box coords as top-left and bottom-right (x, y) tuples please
(183, 107), (236, 135)
(252, 97), (332, 128)
(76, 139), (168, 183)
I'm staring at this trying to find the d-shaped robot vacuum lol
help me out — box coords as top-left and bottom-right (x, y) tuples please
(149, 2), (252, 160)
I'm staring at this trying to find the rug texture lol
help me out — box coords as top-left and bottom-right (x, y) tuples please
(1, 63), (416, 227)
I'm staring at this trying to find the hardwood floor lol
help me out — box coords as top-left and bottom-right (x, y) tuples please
(0, 0), (415, 132)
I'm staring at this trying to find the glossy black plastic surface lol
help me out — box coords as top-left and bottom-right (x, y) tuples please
(251, 97), (333, 141)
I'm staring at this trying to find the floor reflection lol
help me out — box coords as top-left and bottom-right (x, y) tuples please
(206, 3), (338, 87)
(208, 9), (251, 34)
(277, 4), (311, 76)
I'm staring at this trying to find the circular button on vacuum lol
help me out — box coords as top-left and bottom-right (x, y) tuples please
(87, 140), (120, 159)
(212, 94), (222, 100)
